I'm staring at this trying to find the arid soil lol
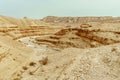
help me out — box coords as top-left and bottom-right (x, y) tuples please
(0, 16), (120, 80)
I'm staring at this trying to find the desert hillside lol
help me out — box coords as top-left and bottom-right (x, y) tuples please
(0, 15), (49, 27)
(0, 15), (120, 80)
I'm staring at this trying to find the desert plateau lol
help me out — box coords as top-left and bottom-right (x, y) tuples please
(0, 16), (120, 80)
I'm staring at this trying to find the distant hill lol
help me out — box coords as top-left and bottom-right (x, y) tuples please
(0, 15), (48, 27)
(41, 16), (120, 23)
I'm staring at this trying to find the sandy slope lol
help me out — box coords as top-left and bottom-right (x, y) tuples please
(0, 15), (49, 27)
(0, 36), (34, 79)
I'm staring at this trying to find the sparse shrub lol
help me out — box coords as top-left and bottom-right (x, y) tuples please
(29, 62), (36, 66)
(29, 72), (34, 75)
(111, 48), (117, 52)
(39, 56), (48, 65)
(22, 66), (28, 70)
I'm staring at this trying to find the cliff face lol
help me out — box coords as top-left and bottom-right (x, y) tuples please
(41, 16), (120, 23)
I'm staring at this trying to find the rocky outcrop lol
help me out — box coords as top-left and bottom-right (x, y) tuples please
(35, 26), (120, 49)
